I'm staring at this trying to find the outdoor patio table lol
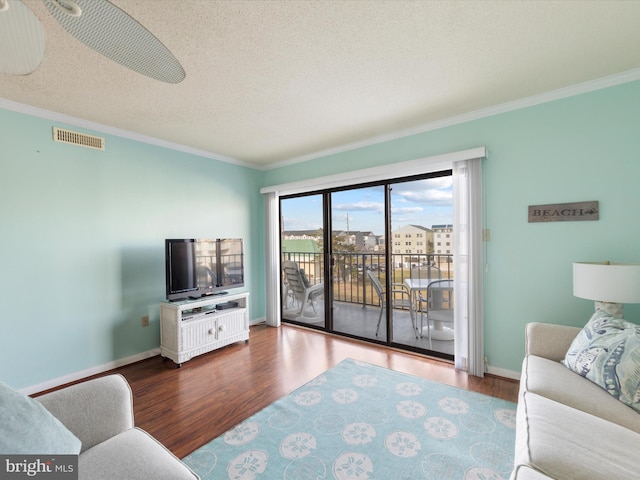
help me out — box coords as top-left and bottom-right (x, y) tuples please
(404, 278), (454, 341)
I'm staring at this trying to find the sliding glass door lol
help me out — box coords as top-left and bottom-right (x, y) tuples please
(330, 186), (387, 341)
(389, 176), (454, 357)
(279, 171), (454, 360)
(280, 194), (326, 328)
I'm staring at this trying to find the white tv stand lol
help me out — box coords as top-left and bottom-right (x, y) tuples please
(160, 292), (249, 367)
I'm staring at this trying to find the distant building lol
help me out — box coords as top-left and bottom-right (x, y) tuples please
(283, 230), (321, 240)
(281, 238), (320, 254)
(391, 224), (433, 265)
(332, 230), (383, 251)
(432, 224), (453, 256)
(283, 229), (384, 251)
(331, 230), (351, 246)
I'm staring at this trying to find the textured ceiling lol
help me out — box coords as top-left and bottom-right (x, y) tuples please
(1, 0), (640, 168)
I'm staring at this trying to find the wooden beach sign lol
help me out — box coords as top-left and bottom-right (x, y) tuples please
(528, 201), (599, 223)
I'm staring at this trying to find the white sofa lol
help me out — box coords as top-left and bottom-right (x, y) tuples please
(512, 322), (640, 479)
(27, 375), (199, 480)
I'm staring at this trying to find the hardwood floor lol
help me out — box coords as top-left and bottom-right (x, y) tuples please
(83, 324), (520, 459)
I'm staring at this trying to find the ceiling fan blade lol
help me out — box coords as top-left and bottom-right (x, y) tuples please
(0, 0), (46, 75)
(42, 0), (186, 84)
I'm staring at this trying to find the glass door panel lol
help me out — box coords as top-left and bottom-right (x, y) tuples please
(330, 186), (387, 341)
(280, 195), (326, 328)
(389, 176), (454, 357)
(278, 172), (454, 361)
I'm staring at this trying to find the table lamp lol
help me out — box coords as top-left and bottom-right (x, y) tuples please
(573, 261), (640, 319)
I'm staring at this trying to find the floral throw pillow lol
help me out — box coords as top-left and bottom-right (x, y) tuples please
(563, 309), (640, 412)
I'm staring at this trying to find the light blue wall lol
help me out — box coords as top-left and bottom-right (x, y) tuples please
(264, 80), (640, 374)
(0, 109), (264, 389)
(2, 79), (638, 388)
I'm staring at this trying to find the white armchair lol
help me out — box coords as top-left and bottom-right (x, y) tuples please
(35, 375), (198, 480)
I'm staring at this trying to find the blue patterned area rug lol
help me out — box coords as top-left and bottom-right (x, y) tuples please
(183, 359), (517, 480)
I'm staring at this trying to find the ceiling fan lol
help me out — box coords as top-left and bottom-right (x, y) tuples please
(0, 0), (185, 83)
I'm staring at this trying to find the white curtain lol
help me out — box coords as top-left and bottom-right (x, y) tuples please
(264, 191), (281, 327)
(453, 157), (484, 376)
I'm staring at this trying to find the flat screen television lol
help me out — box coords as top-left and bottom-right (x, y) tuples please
(165, 238), (244, 301)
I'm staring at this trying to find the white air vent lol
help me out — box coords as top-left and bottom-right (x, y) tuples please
(53, 127), (105, 150)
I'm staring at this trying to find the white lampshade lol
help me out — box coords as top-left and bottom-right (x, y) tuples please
(573, 262), (640, 304)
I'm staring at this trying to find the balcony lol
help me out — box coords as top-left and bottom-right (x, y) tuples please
(281, 251), (454, 357)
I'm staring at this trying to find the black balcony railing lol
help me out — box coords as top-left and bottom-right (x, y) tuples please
(281, 251), (453, 308)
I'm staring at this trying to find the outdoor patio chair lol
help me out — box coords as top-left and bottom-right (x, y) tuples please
(282, 261), (324, 316)
(367, 270), (417, 337)
(417, 279), (454, 348)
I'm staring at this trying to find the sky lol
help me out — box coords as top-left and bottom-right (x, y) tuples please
(281, 176), (453, 236)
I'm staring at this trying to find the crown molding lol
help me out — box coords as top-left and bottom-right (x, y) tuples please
(3, 67), (640, 172)
(267, 67), (640, 170)
(0, 98), (258, 169)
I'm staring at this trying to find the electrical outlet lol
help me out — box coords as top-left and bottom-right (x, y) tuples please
(141, 315), (150, 327)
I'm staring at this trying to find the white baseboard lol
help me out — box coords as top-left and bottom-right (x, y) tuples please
(487, 364), (521, 381)
(21, 339), (518, 395)
(24, 321), (269, 395)
(21, 348), (161, 396)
